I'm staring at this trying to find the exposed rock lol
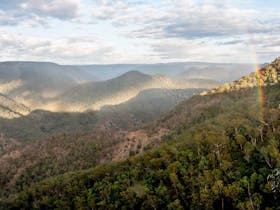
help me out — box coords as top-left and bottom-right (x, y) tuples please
(202, 57), (280, 95)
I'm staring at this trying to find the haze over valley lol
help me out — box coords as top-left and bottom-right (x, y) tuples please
(0, 0), (279, 209)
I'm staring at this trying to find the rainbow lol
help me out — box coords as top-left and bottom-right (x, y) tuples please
(247, 32), (265, 122)
(255, 64), (265, 122)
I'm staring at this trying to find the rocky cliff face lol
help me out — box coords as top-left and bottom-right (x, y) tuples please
(201, 58), (280, 95)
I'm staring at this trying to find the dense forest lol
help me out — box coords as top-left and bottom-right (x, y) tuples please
(1, 80), (279, 209)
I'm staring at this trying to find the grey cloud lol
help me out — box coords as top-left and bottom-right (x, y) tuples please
(0, 30), (119, 64)
(21, 0), (80, 20)
(0, 0), (80, 26)
(0, 10), (21, 25)
(164, 15), (277, 39)
(66, 36), (100, 44)
(112, 2), (280, 40)
(91, 0), (130, 21)
(0, 9), (48, 26)
(218, 40), (245, 45)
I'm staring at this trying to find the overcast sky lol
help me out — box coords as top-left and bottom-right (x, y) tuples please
(0, 0), (279, 64)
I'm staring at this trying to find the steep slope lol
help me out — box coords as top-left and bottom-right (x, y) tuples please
(0, 88), (203, 141)
(58, 71), (153, 110)
(56, 71), (206, 112)
(0, 61), (249, 113)
(0, 59), (279, 210)
(206, 57), (280, 94)
(99, 88), (206, 128)
(0, 131), (124, 197)
(0, 134), (22, 156)
(0, 61), (97, 87)
(0, 93), (30, 119)
(0, 61), (97, 109)
(158, 57), (280, 131)
(0, 88), (204, 195)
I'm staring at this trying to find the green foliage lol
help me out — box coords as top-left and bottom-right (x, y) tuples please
(1, 83), (280, 209)
(0, 132), (122, 197)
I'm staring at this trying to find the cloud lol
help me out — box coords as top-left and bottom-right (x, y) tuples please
(0, 30), (156, 64)
(0, 30), (114, 63)
(0, 0), (80, 26)
(21, 0), (80, 19)
(0, 10), (21, 25)
(97, 1), (279, 40)
(0, 0), (279, 63)
(217, 39), (245, 46)
(150, 33), (280, 63)
(91, 0), (130, 20)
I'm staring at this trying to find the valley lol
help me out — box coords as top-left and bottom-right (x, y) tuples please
(0, 58), (279, 209)
(0, 61), (252, 113)
(1, 0), (279, 209)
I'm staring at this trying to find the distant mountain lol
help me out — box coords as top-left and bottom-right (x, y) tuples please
(0, 62), (96, 83)
(175, 78), (221, 88)
(1, 59), (279, 209)
(0, 61), (98, 109)
(56, 71), (154, 111)
(55, 71), (205, 112)
(0, 61), (255, 113)
(175, 63), (254, 82)
(0, 61), (256, 84)
(70, 62), (255, 81)
(0, 88), (204, 141)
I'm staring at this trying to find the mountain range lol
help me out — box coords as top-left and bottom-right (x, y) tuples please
(0, 58), (279, 209)
(0, 61), (253, 113)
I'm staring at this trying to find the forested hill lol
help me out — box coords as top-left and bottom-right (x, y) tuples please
(0, 60), (279, 209)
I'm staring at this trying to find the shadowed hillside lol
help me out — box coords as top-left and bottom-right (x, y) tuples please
(0, 59), (279, 209)
(0, 88), (203, 141)
(0, 61), (253, 113)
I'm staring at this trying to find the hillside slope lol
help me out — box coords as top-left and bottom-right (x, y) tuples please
(56, 71), (213, 112)
(0, 61), (97, 109)
(0, 81), (279, 210)
(57, 71), (154, 111)
(0, 59), (279, 209)
(207, 57), (280, 94)
(0, 62), (246, 113)
(0, 93), (30, 119)
(0, 88), (203, 141)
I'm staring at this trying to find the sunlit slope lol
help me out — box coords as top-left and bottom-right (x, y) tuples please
(0, 61), (97, 109)
(0, 61), (252, 113)
(0, 93), (30, 119)
(0, 88), (202, 141)
(56, 71), (213, 112)
(0, 59), (279, 210)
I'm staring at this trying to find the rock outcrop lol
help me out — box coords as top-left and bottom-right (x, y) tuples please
(201, 57), (280, 95)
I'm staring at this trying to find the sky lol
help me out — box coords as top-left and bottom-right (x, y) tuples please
(0, 0), (279, 64)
